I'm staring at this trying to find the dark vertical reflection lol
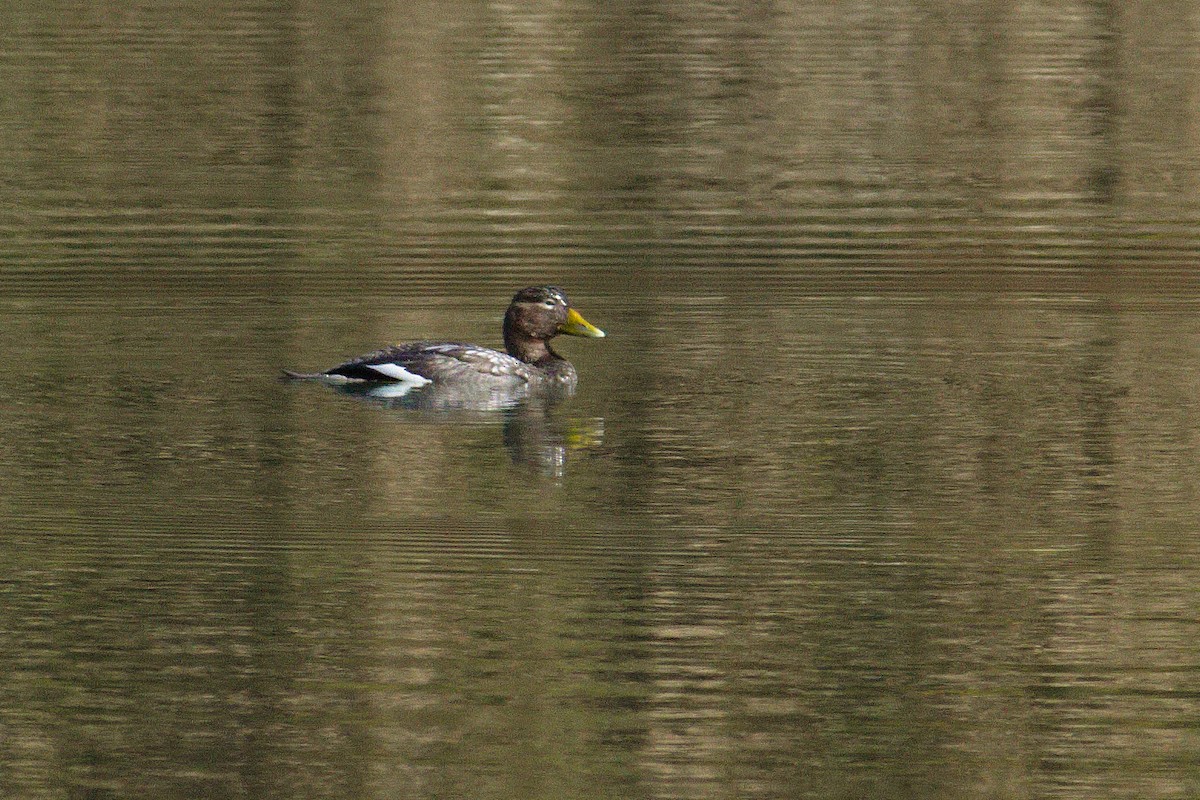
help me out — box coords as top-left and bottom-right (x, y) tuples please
(261, 0), (302, 175)
(1084, 0), (1120, 205)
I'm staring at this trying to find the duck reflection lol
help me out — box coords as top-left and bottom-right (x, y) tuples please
(335, 376), (538, 412)
(327, 380), (604, 478)
(501, 401), (605, 479)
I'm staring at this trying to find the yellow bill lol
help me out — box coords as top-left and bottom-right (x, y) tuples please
(558, 307), (606, 338)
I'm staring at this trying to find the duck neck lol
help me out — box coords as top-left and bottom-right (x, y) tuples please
(504, 331), (559, 366)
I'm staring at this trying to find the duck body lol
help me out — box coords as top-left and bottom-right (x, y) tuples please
(318, 340), (574, 388)
(286, 286), (604, 397)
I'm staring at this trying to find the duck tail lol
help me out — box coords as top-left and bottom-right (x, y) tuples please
(282, 369), (362, 384)
(281, 369), (324, 380)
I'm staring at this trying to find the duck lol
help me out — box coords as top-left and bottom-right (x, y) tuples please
(284, 286), (605, 395)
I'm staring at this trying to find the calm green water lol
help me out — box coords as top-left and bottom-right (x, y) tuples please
(3, 3), (1200, 800)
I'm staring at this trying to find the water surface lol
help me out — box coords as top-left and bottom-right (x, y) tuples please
(3, 2), (1200, 799)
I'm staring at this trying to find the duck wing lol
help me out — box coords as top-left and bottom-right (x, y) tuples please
(324, 342), (534, 384)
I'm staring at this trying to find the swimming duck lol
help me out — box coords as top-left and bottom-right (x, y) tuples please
(285, 286), (605, 393)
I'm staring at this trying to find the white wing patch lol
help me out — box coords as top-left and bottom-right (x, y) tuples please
(364, 363), (433, 385)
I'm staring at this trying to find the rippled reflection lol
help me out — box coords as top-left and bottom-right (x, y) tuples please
(302, 379), (606, 478)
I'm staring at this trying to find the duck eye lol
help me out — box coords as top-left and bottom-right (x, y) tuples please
(542, 299), (557, 308)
